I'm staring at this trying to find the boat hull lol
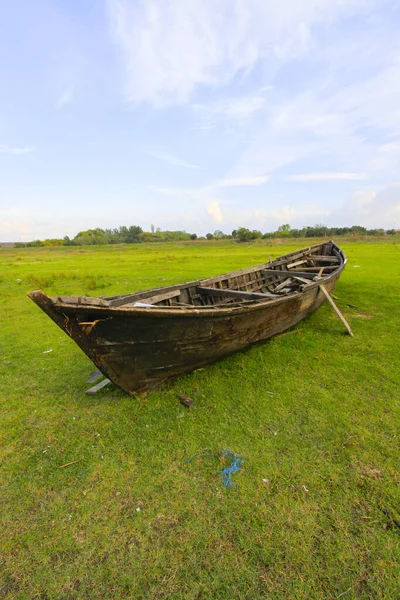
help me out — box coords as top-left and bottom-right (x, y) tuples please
(29, 271), (341, 394)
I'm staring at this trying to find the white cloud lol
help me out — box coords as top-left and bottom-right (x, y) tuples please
(192, 95), (266, 129)
(0, 144), (35, 155)
(206, 200), (223, 224)
(107, 0), (376, 106)
(334, 183), (400, 228)
(147, 151), (199, 169)
(217, 175), (269, 187)
(288, 172), (367, 181)
(200, 201), (332, 232)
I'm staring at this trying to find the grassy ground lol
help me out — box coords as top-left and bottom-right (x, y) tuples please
(1, 238), (399, 599)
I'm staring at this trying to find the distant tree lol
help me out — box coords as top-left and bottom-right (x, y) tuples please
(236, 227), (253, 242)
(213, 230), (225, 239)
(206, 233), (214, 240)
(190, 233), (198, 240)
(232, 229), (238, 239)
(138, 231), (153, 242)
(127, 225), (143, 242)
(350, 225), (367, 235)
(367, 228), (385, 236)
(164, 230), (191, 241)
(73, 228), (107, 245)
(277, 224), (291, 233)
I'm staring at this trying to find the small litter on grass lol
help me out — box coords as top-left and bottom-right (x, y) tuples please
(136, 507), (141, 513)
(353, 265), (360, 268)
(178, 394), (195, 407)
(43, 349), (53, 354)
(219, 450), (245, 487)
(59, 459), (81, 469)
(186, 449), (245, 488)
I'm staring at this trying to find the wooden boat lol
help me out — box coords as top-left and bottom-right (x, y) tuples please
(28, 240), (346, 395)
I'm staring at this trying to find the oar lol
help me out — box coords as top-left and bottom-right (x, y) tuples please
(320, 285), (354, 337)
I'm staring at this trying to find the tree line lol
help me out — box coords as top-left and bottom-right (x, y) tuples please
(14, 223), (398, 247)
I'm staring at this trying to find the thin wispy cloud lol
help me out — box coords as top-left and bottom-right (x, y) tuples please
(148, 185), (200, 197)
(107, 0), (374, 106)
(288, 173), (368, 182)
(148, 151), (200, 169)
(217, 176), (269, 187)
(0, 144), (35, 155)
(192, 95), (266, 130)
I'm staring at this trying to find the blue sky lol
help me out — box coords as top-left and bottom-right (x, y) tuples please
(1, 0), (400, 241)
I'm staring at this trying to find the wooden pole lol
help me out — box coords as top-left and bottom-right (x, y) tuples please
(320, 285), (354, 337)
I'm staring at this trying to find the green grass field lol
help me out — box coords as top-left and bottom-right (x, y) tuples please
(1, 238), (399, 599)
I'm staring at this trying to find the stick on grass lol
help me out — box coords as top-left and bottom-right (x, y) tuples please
(59, 459), (81, 469)
(320, 284), (354, 337)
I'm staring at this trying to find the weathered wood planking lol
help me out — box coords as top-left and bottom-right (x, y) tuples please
(263, 269), (317, 280)
(198, 287), (279, 301)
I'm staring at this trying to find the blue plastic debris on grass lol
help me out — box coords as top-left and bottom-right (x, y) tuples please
(218, 450), (244, 487)
(186, 449), (244, 488)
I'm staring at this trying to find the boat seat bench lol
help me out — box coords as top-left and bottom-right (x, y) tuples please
(197, 287), (280, 301)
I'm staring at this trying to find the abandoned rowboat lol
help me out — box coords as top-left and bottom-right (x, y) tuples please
(28, 240), (347, 395)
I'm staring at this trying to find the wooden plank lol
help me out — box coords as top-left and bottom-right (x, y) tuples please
(305, 255), (339, 263)
(200, 264), (266, 287)
(87, 369), (103, 383)
(293, 276), (310, 284)
(269, 245), (322, 267)
(274, 278), (293, 291)
(107, 281), (200, 307)
(291, 266), (337, 272)
(57, 296), (110, 307)
(320, 285), (354, 337)
(263, 269), (316, 280)
(287, 259), (307, 269)
(198, 287), (279, 300)
(135, 289), (180, 305)
(85, 378), (111, 394)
